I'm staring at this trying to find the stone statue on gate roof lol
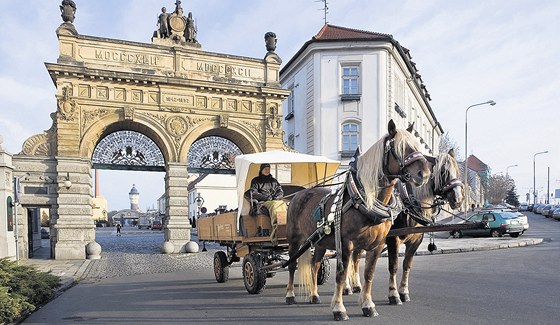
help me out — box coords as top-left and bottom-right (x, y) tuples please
(152, 1), (201, 49)
(60, 0), (77, 23)
(57, 0), (78, 36)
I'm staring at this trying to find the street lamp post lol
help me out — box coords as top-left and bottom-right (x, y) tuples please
(194, 192), (205, 228)
(533, 151), (548, 205)
(464, 100), (496, 217)
(506, 164), (518, 177)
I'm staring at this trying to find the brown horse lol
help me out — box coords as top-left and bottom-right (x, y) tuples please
(285, 120), (431, 321)
(386, 149), (463, 304)
(345, 149), (464, 305)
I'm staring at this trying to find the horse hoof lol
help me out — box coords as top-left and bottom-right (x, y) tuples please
(310, 295), (321, 304)
(286, 297), (296, 305)
(389, 296), (402, 305)
(333, 311), (349, 321)
(399, 293), (410, 302)
(352, 286), (361, 293)
(362, 307), (379, 317)
(342, 288), (351, 295)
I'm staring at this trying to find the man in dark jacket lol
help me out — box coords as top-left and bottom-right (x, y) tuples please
(250, 163), (287, 244)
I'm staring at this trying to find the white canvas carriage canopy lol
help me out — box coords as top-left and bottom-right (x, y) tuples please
(234, 151), (341, 223)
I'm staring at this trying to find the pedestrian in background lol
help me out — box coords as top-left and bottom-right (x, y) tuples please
(116, 223), (122, 236)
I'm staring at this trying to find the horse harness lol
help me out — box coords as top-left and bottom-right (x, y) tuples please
(397, 165), (464, 226)
(311, 152), (404, 271)
(383, 137), (426, 182)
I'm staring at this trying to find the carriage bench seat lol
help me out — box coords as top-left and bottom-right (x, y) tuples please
(244, 185), (305, 217)
(241, 185), (303, 238)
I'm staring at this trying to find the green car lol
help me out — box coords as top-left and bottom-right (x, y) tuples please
(450, 211), (524, 238)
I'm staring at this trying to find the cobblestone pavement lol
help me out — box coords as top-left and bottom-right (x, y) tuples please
(83, 228), (220, 279)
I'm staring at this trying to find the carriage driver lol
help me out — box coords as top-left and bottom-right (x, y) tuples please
(249, 163), (287, 245)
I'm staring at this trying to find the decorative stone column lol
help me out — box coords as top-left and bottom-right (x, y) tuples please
(53, 157), (99, 259)
(163, 162), (193, 253)
(0, 136), (17, 259)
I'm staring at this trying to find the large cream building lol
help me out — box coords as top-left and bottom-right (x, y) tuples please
(281, 24), (443, 165)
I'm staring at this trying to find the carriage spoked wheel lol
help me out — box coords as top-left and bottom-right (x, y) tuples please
(317, 257), (331, 285)
(242, 253), (267, 294)
(213, 251), (230, 283)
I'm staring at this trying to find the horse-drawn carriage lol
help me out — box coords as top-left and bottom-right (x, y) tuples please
(197, 151), (341, 294)
(199, 121), (485, 321)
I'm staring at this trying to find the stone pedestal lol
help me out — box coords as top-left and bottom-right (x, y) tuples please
(163, 162), (192, 253)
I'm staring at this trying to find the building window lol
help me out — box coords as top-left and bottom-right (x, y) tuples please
(341, 65), (361, 101)
(285, 87), (295, 120)
(287, 134), (295, 149)
(341, 122), (359, 157)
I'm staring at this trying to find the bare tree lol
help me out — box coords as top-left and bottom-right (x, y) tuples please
(438, 132), (460, 155)
(486, 174), (515, 204)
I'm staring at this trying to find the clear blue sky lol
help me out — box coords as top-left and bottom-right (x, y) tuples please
(1, 0), (558, 209)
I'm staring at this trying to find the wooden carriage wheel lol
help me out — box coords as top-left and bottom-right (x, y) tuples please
(213, 251), (230, 283)
(242, 253), (267, 294)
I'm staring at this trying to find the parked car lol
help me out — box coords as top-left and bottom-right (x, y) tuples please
(150, 220), (163, 230)
(552, 207), (560, 220)
(514, 212), (529, 233)
(543, 205), (560, 218)
(528, 204), (534, 212)
(541, 205), (554, 217)
(450, 211), (524, 238)
(535, 204), (546, 214)
(518, 203), (529, 212)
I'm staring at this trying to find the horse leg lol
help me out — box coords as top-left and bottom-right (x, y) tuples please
(309, 247), (327, 304)
(285, 242), (300, 305)
(387, 236), (402, 305)
(330, 249), (350, 321)
(345, 249), (362, 294)
(399, 234), (423, 303)
(359, 245), (384, 317)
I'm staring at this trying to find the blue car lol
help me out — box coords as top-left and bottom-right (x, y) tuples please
(450, 211), (524, 238)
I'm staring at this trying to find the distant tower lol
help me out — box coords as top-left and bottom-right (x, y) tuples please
(129, 184), (140, 211)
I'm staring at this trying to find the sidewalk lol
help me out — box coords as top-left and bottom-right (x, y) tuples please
(19, 245), (91, 294)
(21, 234), (543, 294)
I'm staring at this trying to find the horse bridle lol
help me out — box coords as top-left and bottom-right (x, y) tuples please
(436, 178), (463, 198)
(399, 162), (464, 226)
(383, 138), (426, 181)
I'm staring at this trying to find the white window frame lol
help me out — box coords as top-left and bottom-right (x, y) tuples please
(340, 122), (360, 157)
(341, 65), (360, 95)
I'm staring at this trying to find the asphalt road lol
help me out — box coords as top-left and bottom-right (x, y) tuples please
(23, 211), (560, 324)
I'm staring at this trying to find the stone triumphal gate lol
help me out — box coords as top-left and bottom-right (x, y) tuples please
(13, 2), (289, 259)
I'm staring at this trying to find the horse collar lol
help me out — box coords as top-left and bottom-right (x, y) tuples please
(346, 173), (402, 223)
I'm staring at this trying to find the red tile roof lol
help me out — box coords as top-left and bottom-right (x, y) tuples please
(467, 155), (489, 172)
(314, 24), (392, 41)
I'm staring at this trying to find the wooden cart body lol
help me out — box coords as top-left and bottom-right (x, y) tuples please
(198, 151), (340, 253)
(197, 151), (340, 293)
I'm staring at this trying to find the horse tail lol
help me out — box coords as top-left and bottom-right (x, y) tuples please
(297, 249), (313, 298)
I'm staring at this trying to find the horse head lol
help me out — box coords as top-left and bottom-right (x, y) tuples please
(384, 120), (431, 187)
(433, 149), (464, 209)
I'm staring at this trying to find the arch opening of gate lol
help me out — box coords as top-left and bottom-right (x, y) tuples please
(11, 2), (289, 260)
